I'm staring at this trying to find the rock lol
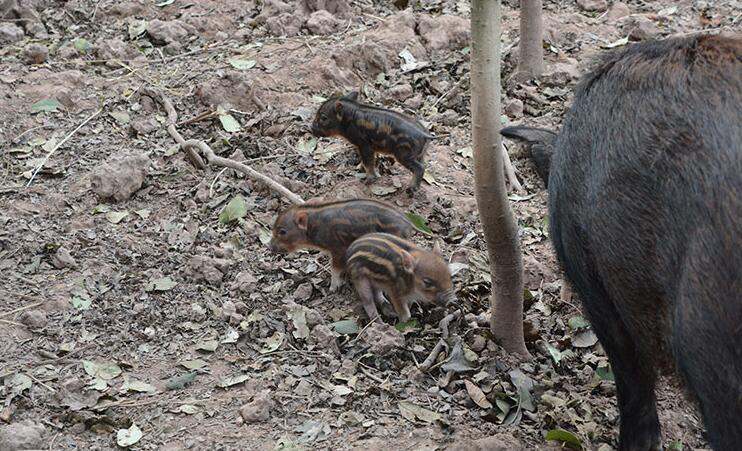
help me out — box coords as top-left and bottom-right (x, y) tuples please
(504, 99), (524, 118)
(239, 391), (273, 423)
(22, 43), (48, 64)
(401, 365), (427, 383)
(541, 57), (581, 86)
(90, 154), (150, 202)
(0, 23), (24, 44)
(404, 93), (423, 110)
(250, 0), (292, 25)
(292, 282), (313, 303)
(576, 0), (607, 12)
(51, 246), (77, 269)
(106, 1), (148, 18)
(18, 310), (47, 329)
(228, 313), (244, 325)
(1, 0), (46, 37)
(0, 421), (46, 451)
(284, 301), (324, 330)
(449, 433), (525, 451)
(627, 16), (660, 41)
(230, 270), (258, 293)
(304, 307), (324, 329)
(146, 19), (197, 45)
(310, 324), (340, 355)
(302, 0), (351, 15)
(187, 256), (231, 284)
(606, 2), (630, 21)
(130, 117), (160, 136)
(435, 109), (459, 127)
(361, 322), (404, 354)
(95, 38), (140, 67)
(417, 15), (470, 51)
(389, 83), (413, 101)
(305, 10), (341, 35)
(265, 13), (304, 37)
(470, 334), (487, 352)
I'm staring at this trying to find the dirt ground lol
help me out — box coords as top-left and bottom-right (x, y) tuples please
(1, 0), (739, 450)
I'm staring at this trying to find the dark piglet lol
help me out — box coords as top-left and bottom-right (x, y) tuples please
(311, 92), (435, 194)
(269, 198), (415, 292)
(345, 233), (455, 322)
(504, 35), (742, 450)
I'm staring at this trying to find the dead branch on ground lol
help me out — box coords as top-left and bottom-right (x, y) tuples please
(142, 87), (304, 205)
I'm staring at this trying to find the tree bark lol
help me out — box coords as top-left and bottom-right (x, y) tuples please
(471, 0), (531, 358)
(517, 0), (544, 80)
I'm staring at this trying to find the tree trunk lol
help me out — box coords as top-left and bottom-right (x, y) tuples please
(517, 0), (544, 80)
(471, 0), (531, 359)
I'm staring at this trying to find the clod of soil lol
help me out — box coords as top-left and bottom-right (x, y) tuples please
(239, 391), (274, 423)
(89, 154), (151, 202)
(607, 2), (631, 21)
(0, 421), (46, 451)
(449, 433), (525, 451)
(361, 322), (405, 354)
(51, 246), (77, 269)
(146, 19), (198, 46)
(417, 15), (471, 51)
(22, 43), (48, 65)
(18, 310), (47, 329)
(627, 16), (661, 41)
(305, 10), (341, 35)
(576, 0), (608, 12)
(186, 255), (232, 284)
(0, 23), (24, 44)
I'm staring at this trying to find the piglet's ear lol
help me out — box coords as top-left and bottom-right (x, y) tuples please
(344, 91), (360, 102)
(334, 101), (343, 114)
(295, 211), (309, 230)
(399, 249), (417, 274)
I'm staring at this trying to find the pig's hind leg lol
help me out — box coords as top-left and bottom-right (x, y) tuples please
(352, 276), (382, 322)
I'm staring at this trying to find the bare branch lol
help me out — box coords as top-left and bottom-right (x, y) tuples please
(142, 87), (305, 205)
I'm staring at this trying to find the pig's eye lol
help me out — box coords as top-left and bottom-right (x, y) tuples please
(422, 277), (434, 288)
(320, 114), (328, 121)
(278, 228), (288, 236)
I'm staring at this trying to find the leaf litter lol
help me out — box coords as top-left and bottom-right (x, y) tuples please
(0, 0), (715, 449)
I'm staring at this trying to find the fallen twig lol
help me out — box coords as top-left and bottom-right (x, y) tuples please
(502, 145), (524, 193)
(142, 87), (305, 204)
(26, 108), (102, 187)
(209, 167), (228, 198)
(183, 139), (305, 205)
(419, 339), (447, 372)
(0, 301), (44, 319)
(140, 87), (205, 170)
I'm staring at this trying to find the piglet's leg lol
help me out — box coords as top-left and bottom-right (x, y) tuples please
(353, 276), (382, 322)
(375, 289), (397, 318)
(399, 157), (425, 193)
(390, 292), (412, 322)
(358, 145), (378, 183)
(373, 289), (388, 304)
(329, 257), (344, 293)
